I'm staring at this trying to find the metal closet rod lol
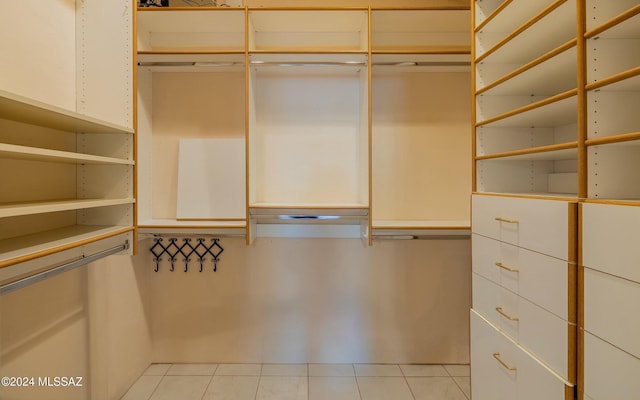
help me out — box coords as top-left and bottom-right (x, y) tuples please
(0, 241), (129, 296)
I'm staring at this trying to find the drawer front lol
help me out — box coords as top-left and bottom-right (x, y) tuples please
(473, 233), (570, 320)
(472, 195), (573, 260)
(584, 331), (640, 400)
(582, 202), (640, 283)
(471, 310), (570, 400)
(473, 273), (570, 380)
(584, 267), (640, 359)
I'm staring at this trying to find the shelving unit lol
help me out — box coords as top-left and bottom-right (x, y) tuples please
(370, 8), (471, 237)
(136, 7), (247, 236)
(0, 0), (135, 279)
(137, 6), (472, 243)
(246, 8), (370, 241)
(579, 3), (640, 400)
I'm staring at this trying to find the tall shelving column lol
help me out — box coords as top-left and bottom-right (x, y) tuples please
(370, 6), (471, 240)
(579, 2), (640, 399)
(0, 0), (134, 282)
(471, 1), (579, 399)
(246, 7), (371, 242)
(136, 7), (248, 238)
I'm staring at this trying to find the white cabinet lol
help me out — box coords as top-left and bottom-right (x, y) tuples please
(471, 195), (577, 399)
(0, 1), (134, 279)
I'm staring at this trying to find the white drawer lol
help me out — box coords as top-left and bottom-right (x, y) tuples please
(473, 273), (570, 380)
(473, 233), (571, 321)
(582, 202), (640, 284)
(584, 331), (640, 400)
(472, 195), (574, 260)
(584, 267), (640, 359)
(471, 310), (572, 400)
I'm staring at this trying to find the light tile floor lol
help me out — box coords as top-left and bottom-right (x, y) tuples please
(122, 363), (470, 400)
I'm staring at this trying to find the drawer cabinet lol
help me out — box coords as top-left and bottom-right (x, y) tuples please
(472, 195), (573, 260)
(471, 310), (573, 400)
(473, 273), (570, 380)
(582, 202), (640, 400)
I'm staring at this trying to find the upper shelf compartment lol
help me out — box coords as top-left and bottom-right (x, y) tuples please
(0, 89), (133, 135)
(137, 8), (246, 53)
(248, 8), (368, 53)
(371, 9), (470, 54)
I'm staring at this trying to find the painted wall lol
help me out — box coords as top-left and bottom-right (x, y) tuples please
(144, 236), (471, 364)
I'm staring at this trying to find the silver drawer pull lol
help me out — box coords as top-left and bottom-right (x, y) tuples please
(495, 217), (519, 224)
(496, 307), (519, 321)
(493, 353), (517, 371)
(495, 262), (519, 273)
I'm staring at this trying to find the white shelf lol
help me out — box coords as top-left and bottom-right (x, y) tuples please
(475, 0), (555, 35)
(0, 225), (131, 266)
(0, 143), (133, 165)
(475, 0), (576, 64)
(0, 198), (134, 218)
(137, 53), (245, 72)
(372, 219), (471, 236)
(137, 8), (246, 52)
(588, 141), (640, 201)
(477, 93), (577, 128)
(248, 9), (368, 52)
(0, 89), (133, 134)
(476, 0), (575, 64)
(587, 12), (640, 84)
(477, 45), (576, 94)
(586, 2), (640, 33)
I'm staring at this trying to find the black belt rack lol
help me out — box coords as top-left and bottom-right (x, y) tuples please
(150, 237), (224, 273)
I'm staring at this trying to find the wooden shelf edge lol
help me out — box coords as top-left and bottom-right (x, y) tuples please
(0, 143), (134, 165)
(584, 4), (640, 39)
(586, 132), (640, 146)
(0, 198), (135, 219)
(474, 0), (513, 33)
(586, 66), (640, 91)
(476, 142), (578, 161)
(0, 226), (133, 270)
(476, 89), (577, 127)
(472, 192), (579, 202)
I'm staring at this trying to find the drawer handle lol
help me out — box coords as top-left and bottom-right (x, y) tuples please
(495, 217), (519, 224)
(496, 307), (519, 321)
(495, 262), (519, 273)
(493, 353), (517, 371)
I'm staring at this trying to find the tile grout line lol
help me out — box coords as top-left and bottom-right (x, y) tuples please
(199, 375), (215, 400)
(401, 365), (418, 400)
(143, 364), (170, 400)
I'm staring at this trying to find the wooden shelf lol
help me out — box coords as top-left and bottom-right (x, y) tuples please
(0, 143), (133, 165)
(0, 198), (135, 219)
(0, 89), (133, 134)
(476, 143), (577, 162)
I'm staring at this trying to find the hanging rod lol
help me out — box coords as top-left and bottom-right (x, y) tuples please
(0, 241), (129, 296)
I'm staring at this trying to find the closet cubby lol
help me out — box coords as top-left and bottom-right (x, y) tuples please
(370, 8), (471, 233)
(248, 9), (369, 53)
(137, 8), (246, 53)
(136, 6), (246, 234)
(247, 54), (369, 211)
